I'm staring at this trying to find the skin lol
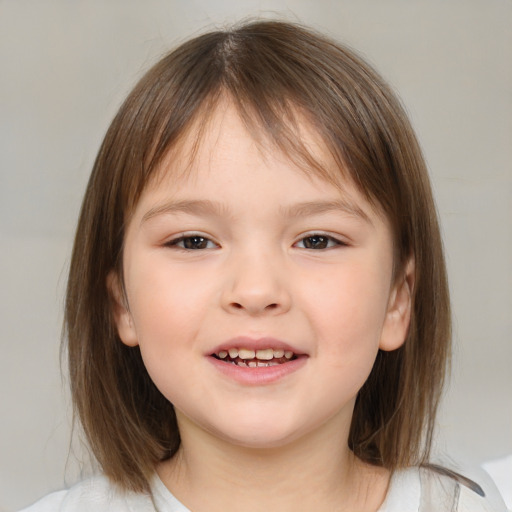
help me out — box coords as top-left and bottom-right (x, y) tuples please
(111, 98), (414, 511)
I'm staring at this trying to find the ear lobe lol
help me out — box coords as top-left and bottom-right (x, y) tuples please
(379, 258), (415, 352)
(107, 271), (139, 347)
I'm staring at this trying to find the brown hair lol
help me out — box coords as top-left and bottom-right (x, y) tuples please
(65, 20), (451, 492)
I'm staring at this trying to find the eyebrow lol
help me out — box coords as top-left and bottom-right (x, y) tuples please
(280, 199), (372, 224)
(141, 199), (229, 224)
(141, 198), (371, 225)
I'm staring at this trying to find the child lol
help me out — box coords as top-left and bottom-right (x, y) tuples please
(22, 20), (506, 512)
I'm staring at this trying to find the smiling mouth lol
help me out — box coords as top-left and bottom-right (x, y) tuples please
(211, 348), (297, 367)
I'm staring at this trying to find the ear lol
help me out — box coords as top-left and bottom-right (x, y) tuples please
(379, 257), (415, 351)
(107, 271), (139, 347)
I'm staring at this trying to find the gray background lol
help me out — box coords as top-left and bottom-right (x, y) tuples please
(1, 1), (511, 510)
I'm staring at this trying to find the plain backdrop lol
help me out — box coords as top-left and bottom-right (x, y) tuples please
(1, 1), (511, 510)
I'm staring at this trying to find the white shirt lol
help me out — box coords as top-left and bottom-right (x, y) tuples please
(20, 466), (508, 511)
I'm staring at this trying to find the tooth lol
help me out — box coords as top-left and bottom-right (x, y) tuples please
(218, 350), (228, 359)
(256, 349), (273, 360)
(248, 361), (257, 367)
(284, 351), (294, 359)
(273, 349), (284, 358)
(257, 362), (269, 367)
(228, 348), (239, 358)
(238, 348), (256, 360)
(237, 361), (247, 367)
(268, 362), (279, 366)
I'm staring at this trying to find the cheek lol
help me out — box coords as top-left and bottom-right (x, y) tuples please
(124, 258), (218, 384)
(127, 268), (206, 403)
(300, 258), (390, 358)
(129, 255), (213, 327)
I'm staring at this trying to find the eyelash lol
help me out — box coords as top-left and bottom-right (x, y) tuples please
(165, 235), (218, 250)
(165, 233), (346, 251)
(294, 234), (346, 250)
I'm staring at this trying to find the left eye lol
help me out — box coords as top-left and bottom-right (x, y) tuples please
(167, 235), (217, 250)
(295, 235), (342, 250)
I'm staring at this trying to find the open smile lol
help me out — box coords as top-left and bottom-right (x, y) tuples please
(208, 338), (307, 384)
(211, 347), (297, 367)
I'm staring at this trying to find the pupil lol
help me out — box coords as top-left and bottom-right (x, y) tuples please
(184, 236), (207, 249)
(305, 236), (327, 249)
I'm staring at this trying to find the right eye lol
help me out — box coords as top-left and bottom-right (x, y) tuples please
(166, 235), (217, 250)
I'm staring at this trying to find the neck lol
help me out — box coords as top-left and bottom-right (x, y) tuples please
(157, 413), (389, 512)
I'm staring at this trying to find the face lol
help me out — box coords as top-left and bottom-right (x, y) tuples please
(112, 100), (412, 450)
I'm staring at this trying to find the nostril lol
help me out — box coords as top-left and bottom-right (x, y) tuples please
(229, 302), (279, 312)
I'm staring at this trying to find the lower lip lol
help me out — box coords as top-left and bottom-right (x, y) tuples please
(207, 355), (308, 385)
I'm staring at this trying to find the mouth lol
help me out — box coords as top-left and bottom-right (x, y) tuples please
(208, 338), (307, 384)
(211, 347), (297, 368)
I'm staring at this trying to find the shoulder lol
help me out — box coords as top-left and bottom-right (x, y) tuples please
(19, 475), (155, 512)
(450, 465), (509, 512)
(381, 465), (508, 512)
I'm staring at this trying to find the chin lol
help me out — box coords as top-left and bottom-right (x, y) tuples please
(220, 432), (299, 450)
(206, 416), (309, 450)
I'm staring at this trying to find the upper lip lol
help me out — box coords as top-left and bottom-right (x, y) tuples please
(209, 336), (305, 356)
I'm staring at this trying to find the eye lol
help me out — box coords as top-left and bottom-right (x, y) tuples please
(166, 235), (217, 250)
(295, 234), (344, 250)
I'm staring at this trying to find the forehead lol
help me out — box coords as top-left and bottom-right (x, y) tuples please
(144, 97), (374, 207)
(130, 99), (386, 233)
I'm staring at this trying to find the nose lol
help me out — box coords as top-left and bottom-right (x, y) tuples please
(221, 251), (292, 316)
